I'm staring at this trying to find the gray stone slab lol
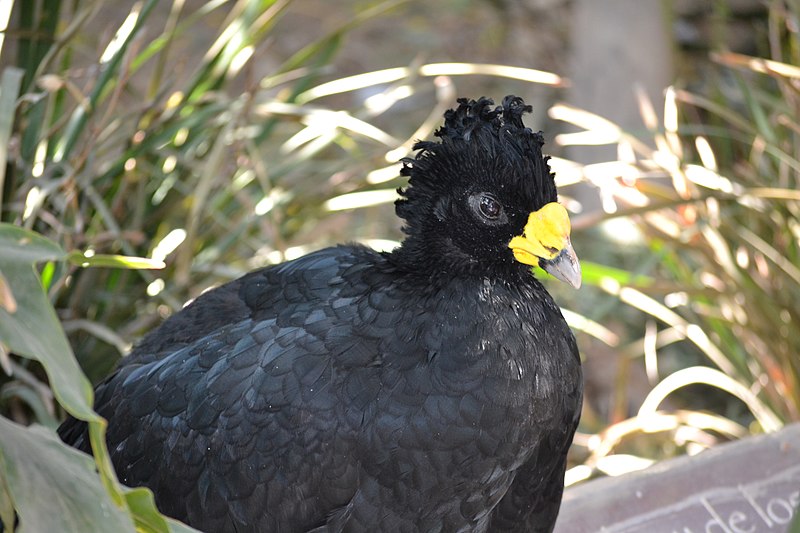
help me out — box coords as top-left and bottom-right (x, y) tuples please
(555, 424), (800, 532)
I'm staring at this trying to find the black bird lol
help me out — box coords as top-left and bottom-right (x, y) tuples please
(59, 96), (583, 533)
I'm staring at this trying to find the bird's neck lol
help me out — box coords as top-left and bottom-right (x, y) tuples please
(385, 236), (542, 292)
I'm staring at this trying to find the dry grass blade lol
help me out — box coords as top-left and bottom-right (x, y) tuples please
(599, 281), (739, 377)
(575, 410), (748, 472)
(298, 62), (564, 104)
(711, 51), (800, 79)
(560, 308), (620, 347)
(638, 366), (782, 432)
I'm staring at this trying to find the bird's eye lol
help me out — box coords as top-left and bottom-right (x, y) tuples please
(478, 194), (502, 220)
(468, 193), (508, 225)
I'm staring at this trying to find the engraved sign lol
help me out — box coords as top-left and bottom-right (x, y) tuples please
(555, 424), (800, 532)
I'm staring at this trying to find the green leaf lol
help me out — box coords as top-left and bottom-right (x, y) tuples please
(0, 418), (135, 533)
(0, 463), (13, 533)
(123, 487), (200, 533)
(165, 518), (203, 533)
(66, 250), (166, 270)
(124, 488), (169, 533)
(0, 67), (24, 219)
(0, 224), (63, 264)
(0, 224), (96, 421)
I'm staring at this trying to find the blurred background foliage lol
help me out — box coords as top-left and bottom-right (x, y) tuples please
(0, 0), (798, 530)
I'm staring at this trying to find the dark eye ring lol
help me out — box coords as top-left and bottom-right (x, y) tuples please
(478, 194), (502, 220)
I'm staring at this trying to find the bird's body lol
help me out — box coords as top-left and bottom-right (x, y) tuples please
(60, 96), (583, 532)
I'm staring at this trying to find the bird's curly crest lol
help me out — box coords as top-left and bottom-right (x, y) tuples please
(436, 95), (538, 144)
(396, 95), (556, 231)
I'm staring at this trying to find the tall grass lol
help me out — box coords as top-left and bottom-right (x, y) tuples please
(553, 1), (800, 483)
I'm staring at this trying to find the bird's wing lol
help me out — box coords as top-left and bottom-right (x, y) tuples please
(59, 246), (385, 532)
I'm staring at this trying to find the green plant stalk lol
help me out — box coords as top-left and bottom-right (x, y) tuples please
(146, 0), (187, 102)
(54, 0), (160, 162)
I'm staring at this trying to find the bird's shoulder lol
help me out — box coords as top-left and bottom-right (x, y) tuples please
(127, 244), (383, 363)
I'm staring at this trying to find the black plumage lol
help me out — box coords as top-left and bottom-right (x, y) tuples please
(59, 96), (583, 533)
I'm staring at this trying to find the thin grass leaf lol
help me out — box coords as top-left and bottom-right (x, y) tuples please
(62, 319), (131, 356)
(746, 187), (800, 200)
(738, 226), (800, 286)
(65, 251), (166, 270)
(16, 0), (62, 91)
(129, 0), (231, 75)
(674, 89), (754, 134)
(732, 72), (777, 145)
(278, 0), (409, 77)
(600, 281), (741, 377)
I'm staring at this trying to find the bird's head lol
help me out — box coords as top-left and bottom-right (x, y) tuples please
(394, 95), (580, 288)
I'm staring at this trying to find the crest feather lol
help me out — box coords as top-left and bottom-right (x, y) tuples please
(396, 95), (556, 234)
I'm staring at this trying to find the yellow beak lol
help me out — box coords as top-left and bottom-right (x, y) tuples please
(508, 202), (581, 288)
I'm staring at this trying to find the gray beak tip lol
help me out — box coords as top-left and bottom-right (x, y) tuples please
(540, 242), (581, 289)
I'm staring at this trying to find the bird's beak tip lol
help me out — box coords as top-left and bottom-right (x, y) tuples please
(540, 240), (581, 289)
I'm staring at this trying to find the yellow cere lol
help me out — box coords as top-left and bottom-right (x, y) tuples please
(508, 202), (571, 265)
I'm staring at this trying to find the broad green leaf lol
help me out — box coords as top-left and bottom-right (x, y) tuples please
(0, 225), (126, 523)
(0, 224), (96, 421)
(0, 67), (24, 219)
(0, 224), (63, 264)
(124, 487), (201, 533)
(0, 465), (13, 533)
(0, 417), (135, 533)
(166, 518), (203, 533)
